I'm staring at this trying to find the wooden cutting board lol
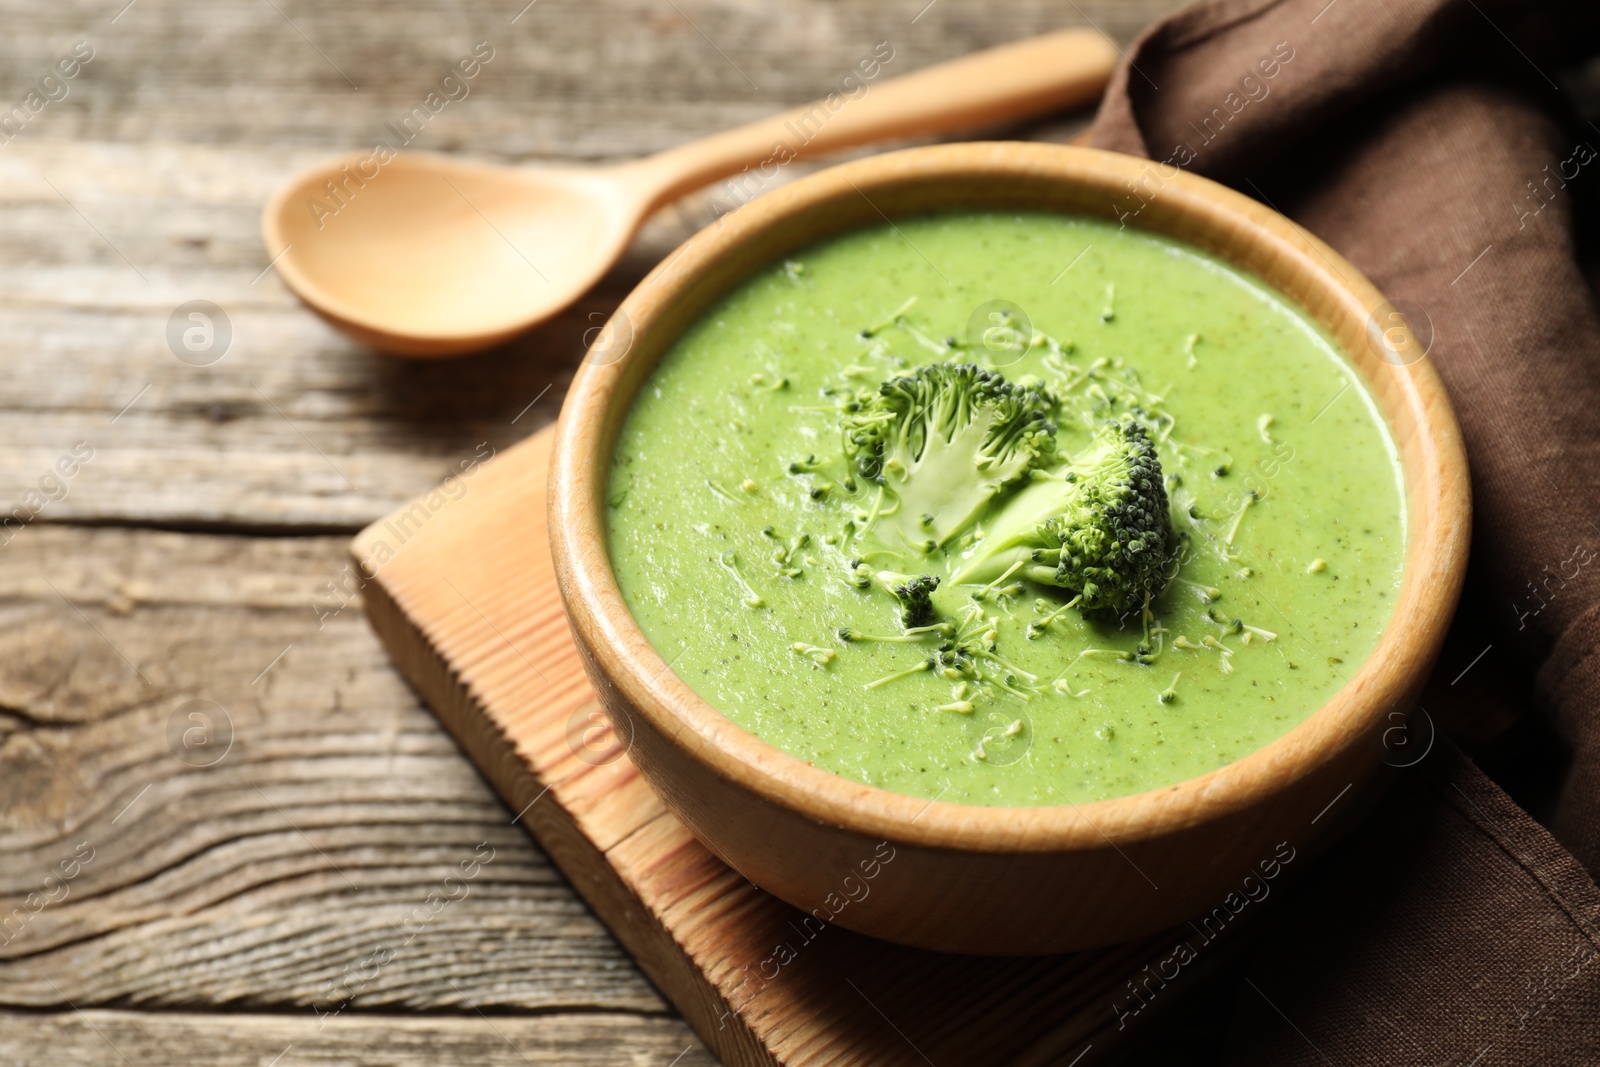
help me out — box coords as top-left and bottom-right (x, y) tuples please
(351, 423), (1247, 1067)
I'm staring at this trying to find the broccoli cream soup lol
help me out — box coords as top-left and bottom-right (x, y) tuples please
(606, 212), (1405, 807)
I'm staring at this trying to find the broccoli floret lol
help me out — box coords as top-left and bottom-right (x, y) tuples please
(843, 362), (1056, 549)
(873, 571), (941, 629)
(949, 419), (1171, 615)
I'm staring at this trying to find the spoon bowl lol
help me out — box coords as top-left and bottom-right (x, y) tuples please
(262, 29), (1121, 356)
(266, 154), (640, 355)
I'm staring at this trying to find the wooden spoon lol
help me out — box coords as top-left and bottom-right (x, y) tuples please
(261, 29), (1118, 357)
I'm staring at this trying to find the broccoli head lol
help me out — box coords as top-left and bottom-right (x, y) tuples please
(949, 419), (1171, 614)
(874, 571), (942, 629)
(843, 362), (1056, 549)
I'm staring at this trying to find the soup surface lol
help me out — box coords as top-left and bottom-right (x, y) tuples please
(607, 212), (1405, 806)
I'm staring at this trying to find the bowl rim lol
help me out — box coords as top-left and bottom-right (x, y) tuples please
(549, 140), (1470, 853)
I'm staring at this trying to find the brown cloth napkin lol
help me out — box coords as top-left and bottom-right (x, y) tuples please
(1087, 0), (1600, 1062)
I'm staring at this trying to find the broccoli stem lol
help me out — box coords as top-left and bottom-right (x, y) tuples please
(1174, 578), (1222, 602)
(864, 658), (932, 689)
(896, 529), (938, 556)
(770, 532), (809, 578)
(716, 552), (764, 608)
(853, 484), (895, 533)
(1223, 491), (1258, 546)
(975, 649), (1037, 683)
(1051, 648), (1134, 687)
(837, 626), (946, 644)
(971, 559), (1025, 600)
(904, 622), (954, 637)
(982, 671), (1035, 700)
(1201, 634), (1236, 674)
(860, 296), (918, 337)
(1207, 607), (1245, 634)
(1027, 595), (1084, 639)
(707, 480), (742, 504)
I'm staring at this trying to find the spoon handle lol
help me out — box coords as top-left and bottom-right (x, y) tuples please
(622, 28), (1119, 210)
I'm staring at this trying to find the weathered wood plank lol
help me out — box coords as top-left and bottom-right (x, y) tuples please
(0, 1009), (716, 1067)
(0, 0), (1176, 153)
(0, 0), (1180, 531)
(0, 525), (664, 1015)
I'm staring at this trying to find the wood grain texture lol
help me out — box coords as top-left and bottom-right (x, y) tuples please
(0, 0), (1180, 151)
(0, 1009), (715, 1067)
(0, 525), (663, 1015)
(353, 423), (1271, 1066)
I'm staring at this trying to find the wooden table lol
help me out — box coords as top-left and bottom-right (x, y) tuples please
(0, 2), (1184, 1063)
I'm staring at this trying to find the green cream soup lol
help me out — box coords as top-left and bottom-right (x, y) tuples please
(606, 212), (1405, 807)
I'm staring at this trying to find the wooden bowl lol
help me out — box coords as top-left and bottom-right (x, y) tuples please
(549, 142), (1470, 954)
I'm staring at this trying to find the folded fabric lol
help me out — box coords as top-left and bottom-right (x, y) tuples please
(1089, 0), (1600, 1061)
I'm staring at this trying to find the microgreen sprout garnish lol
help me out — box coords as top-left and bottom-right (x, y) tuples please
(791, 643), (835, 666)
(717, 551), (765, 608)
(865, 658), (932, 689)
(1174, 578), (1222, 602)
(707, 479), (742, 504)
